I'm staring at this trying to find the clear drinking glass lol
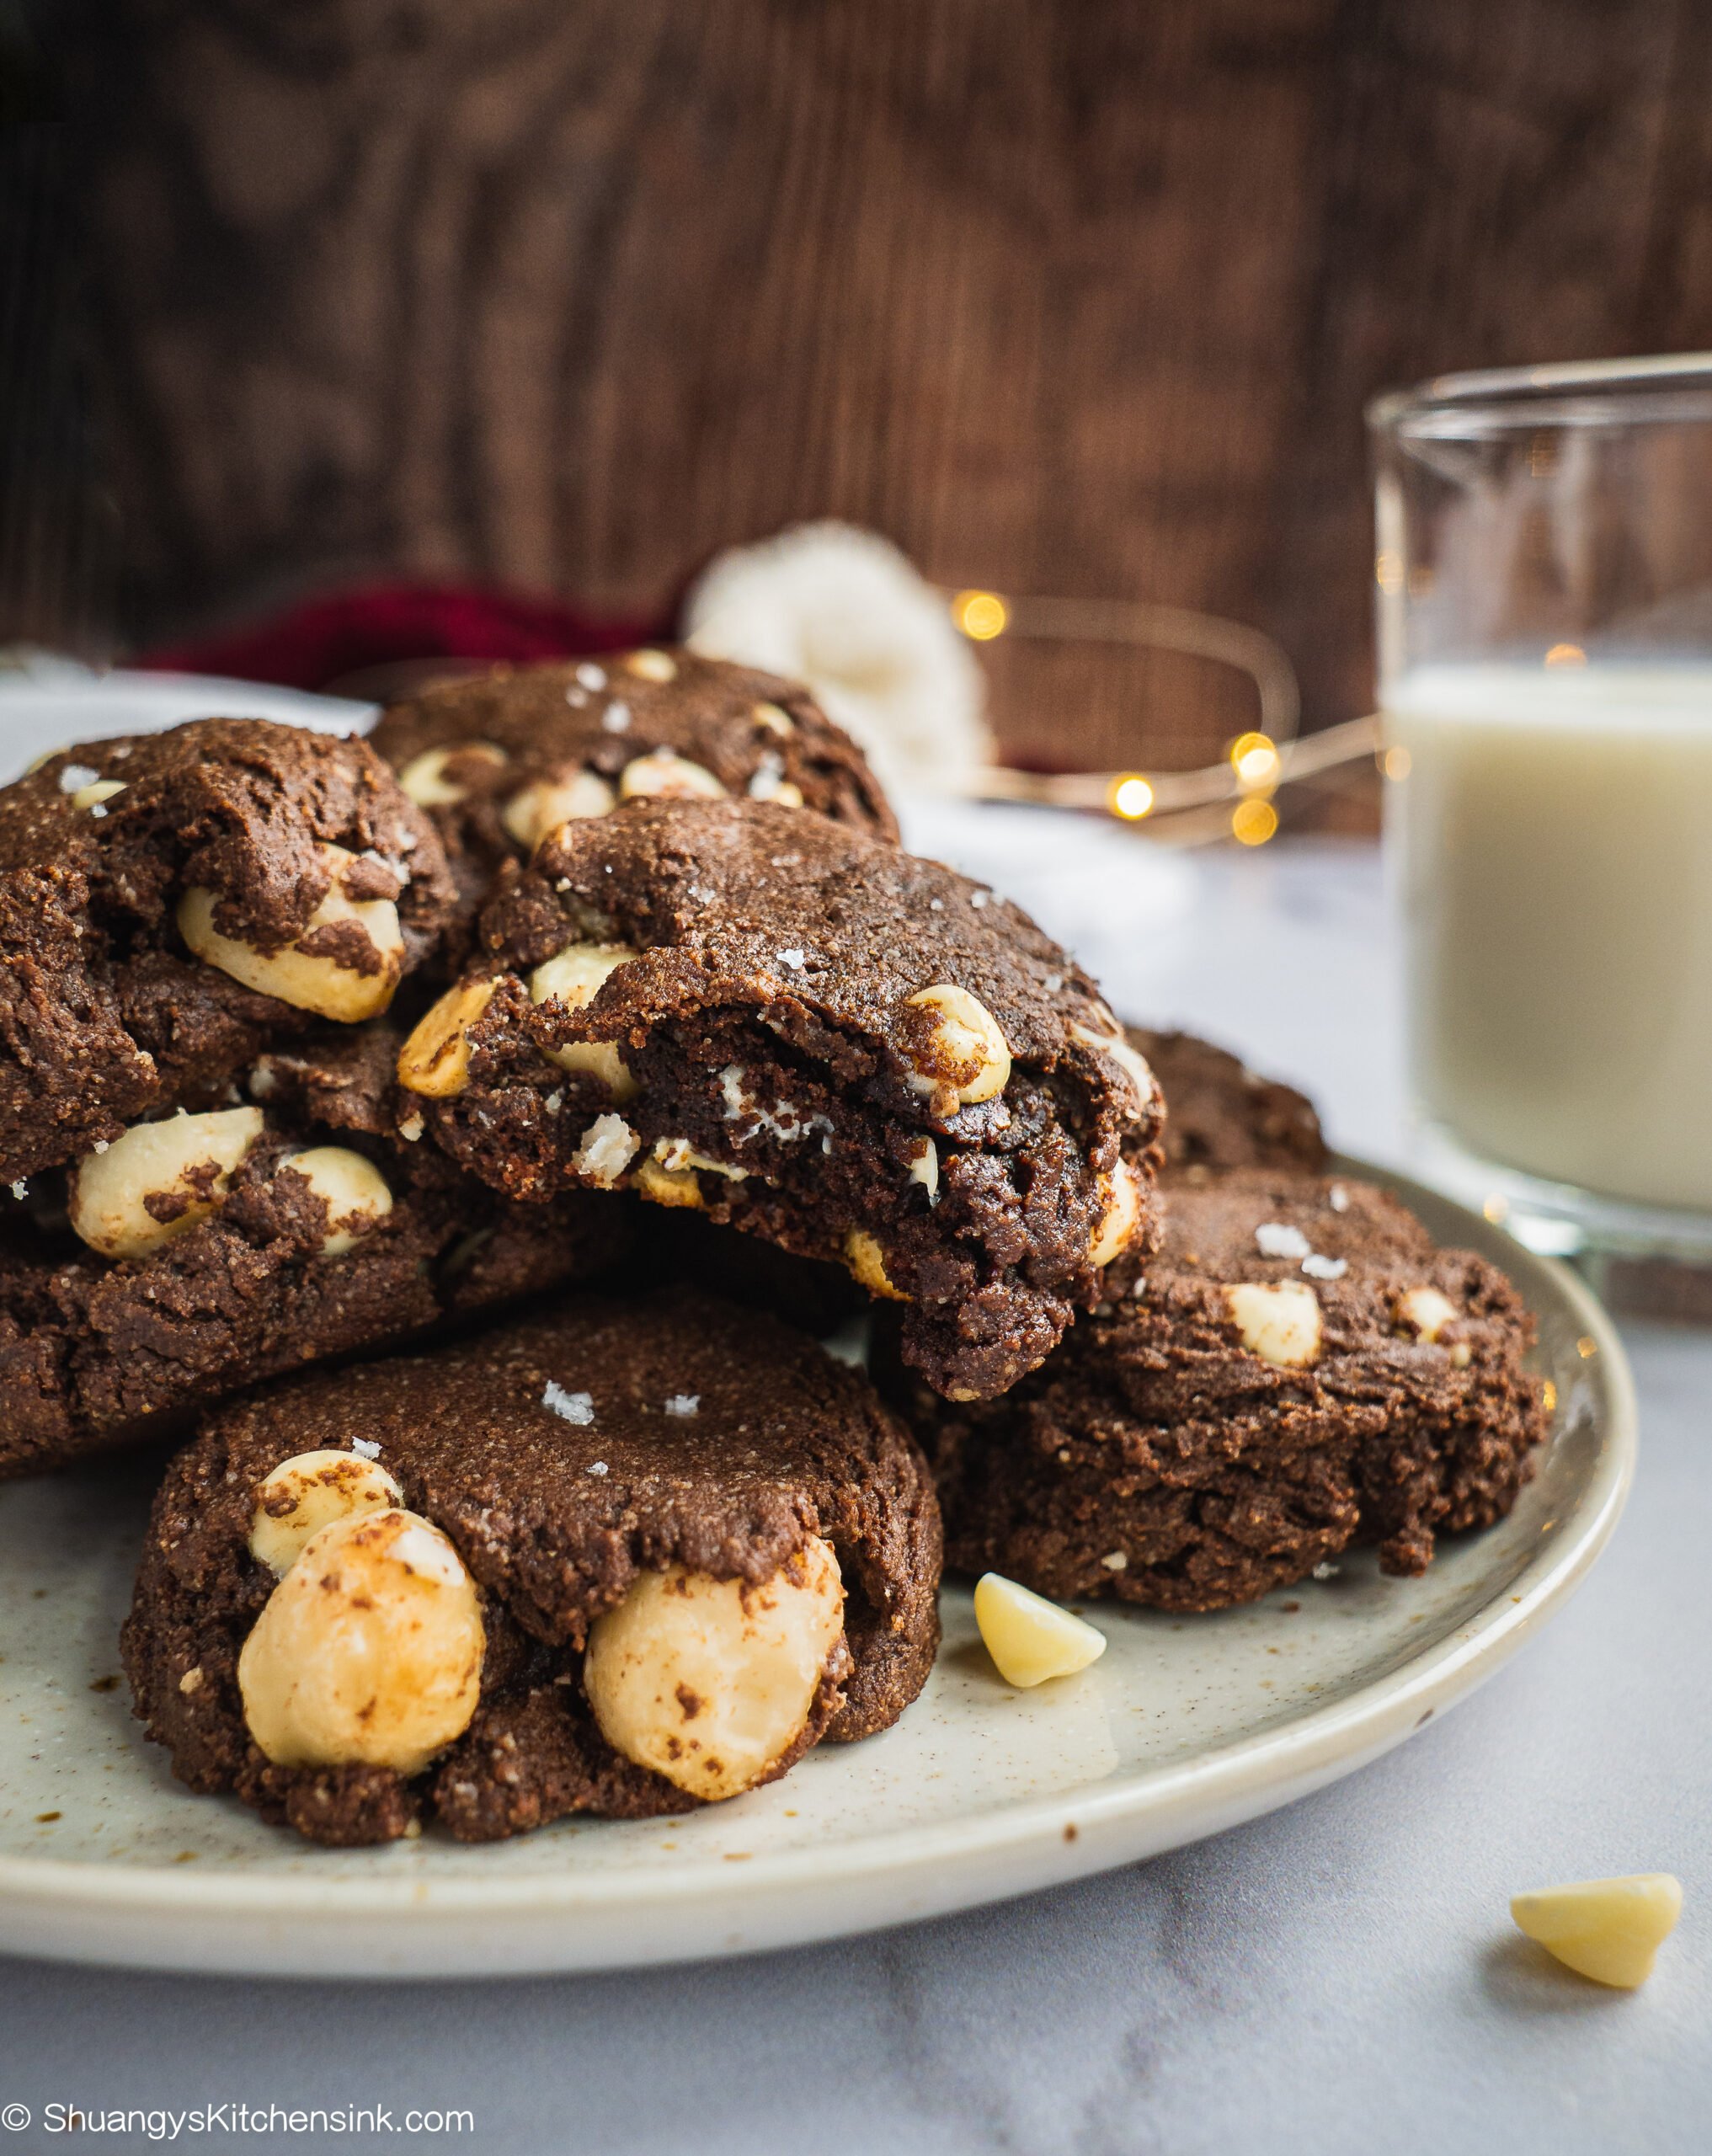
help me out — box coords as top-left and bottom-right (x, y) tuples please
(1370, 355), (1712, 1266)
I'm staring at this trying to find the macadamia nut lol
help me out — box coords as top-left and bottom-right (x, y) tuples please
(905, 983), (1012, 1107)
(1511, 1875), (1683, 1989)
(248, 1449), (404, 1577)
(1089, 1159), (1144, 1267)
(573, 1113), (639, 1187)
(524, 940), (636, 1098)
(68, 1107), (264, 1262)
(397, 740), (507, 807)
(618, 750), (727, 802)
(280, 1146), (394, 1257)
(397, 976), (499, 1098)
(178, 843), (405, 1022)
(238, 1508), (483, 1777)
(502, 770), (616, 850)
(583, 1537), (845, 1801)
(845, 1227), (908, 1301)
(1226, 1278), (1322, 1367)
(974, 1572), (1107, 1688)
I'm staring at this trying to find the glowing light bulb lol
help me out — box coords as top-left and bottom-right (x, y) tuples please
(1229, 733), (1281, 788)
(953, 590), (1009, 641)
(1109, 774), (1155, 820)
(1231, 798), (1277, 846)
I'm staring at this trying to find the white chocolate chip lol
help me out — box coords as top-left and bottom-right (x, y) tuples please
(624, 648), (678, 682)
(1089, 1159), (1144, 1267)
(1396, 1285), (1459, 1343)
(68, 1107), (264, 1261)
(178, 844), (405, 1022)
(1511, 1875), (1683, 1989)
(248, 1449), (404, 1576)
(583, 1538), (844, 1801)
(905, 983), (1012, 1107)
(752, 702), (794, 737)
(397, 740), (507, 807)
(747, 752), (803, 808)
(618, 750), (727, 802)
(909, 1137), (939, 1204)
(1226, 1278), (1322, 1367)
(501, 770), (616, 850)
(1100, 1550), (1128, 1572)
(573, 1113), (639, 1187)
(529, 940), (640, 1100)
(396, 976), (499, 1098)
(72, 777), (126, 814)
(973, 1573), (1107, 1688)
(280, 1146), (393, 1257)
(845, 1228), (908, 1301)
(238, 1509), (483, 1777)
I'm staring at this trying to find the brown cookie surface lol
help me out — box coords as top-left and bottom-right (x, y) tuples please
(905, 1168), (1549, 1612)
(371, 649), (898, 927)
(0, 718), (455, 1184)
(1134, 1027), (1326, 1180)
(124, 1290), (942, 1845)
(403, 796), (1165, 1401)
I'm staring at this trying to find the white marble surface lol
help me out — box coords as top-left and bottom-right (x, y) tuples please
(3, 831), (1706, 2153)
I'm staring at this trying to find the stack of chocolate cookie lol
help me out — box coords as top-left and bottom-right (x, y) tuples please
(0, 648), (1547, 1849)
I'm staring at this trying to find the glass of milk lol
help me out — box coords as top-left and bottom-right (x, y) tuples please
(1370, 356), (1712, 1262)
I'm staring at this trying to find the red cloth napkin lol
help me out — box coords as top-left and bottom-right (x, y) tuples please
(136, 582), (667, 697)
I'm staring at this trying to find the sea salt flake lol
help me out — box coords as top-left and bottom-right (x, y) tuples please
(1328, 1183), (1349, 1213)
(1301, 1252), (1348, 1281)
(575, 661), (607, 691)
(664, 1394), (700, 1418)
(542, 1382), (595, 1426)
(1255, 1221), (1311, 1259)
(969, 890), (989, 908)
(588, 1460), (609, 1477)
(777, 947), (806, 969)
(350, 1438), (382, 1460)
(600, 700), (632, 734)
(1100, 1550), (1128, 1571)
(8, 1181), (24, 1200)
(58, 763), (98, 792)
(1312, 1561), (1341, 1581)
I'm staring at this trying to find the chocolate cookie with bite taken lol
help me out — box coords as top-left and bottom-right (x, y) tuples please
(904, 1167), (1549, 1611)
(396, 797), (1165, 1401)
(0, 718), (454, 1186)
(122, 1290), (942, 1846)
(371, 649), (898, 927)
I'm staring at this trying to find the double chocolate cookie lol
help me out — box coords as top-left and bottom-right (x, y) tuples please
(909, 1167), (1549, 1611)
(1136, 1027), (1325, 1181)
(372, 649), (898, 926)
(397, 796), (1165, 1400)
(124, 1290), (942, 1845)
(0, 718), (453, 1185)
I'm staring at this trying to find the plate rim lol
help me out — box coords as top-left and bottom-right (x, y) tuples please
(0, 1158), (1637, 1973)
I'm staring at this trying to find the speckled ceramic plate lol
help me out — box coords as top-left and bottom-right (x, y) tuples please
(0, 1160), (1632, 1977)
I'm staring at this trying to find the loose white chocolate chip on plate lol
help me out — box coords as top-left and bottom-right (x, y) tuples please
(845, 1228), (908, 1300)
(178, 843), (405, 1022)
(238, 1508), (484, 1776)
(1089, 1159), (1144, 1267)
(501, 770), (616, 850)
(583, 1537), (845, 1801)
(397, 976), (499, 1098)
(905, 983), (1012, 1107)
(248, 1449), (404, 1576)
(618, 750), (727, 801)
(279, 1146), (394, 1257)
(623, 648), (678, 682)
(529, 940), (640, 1099)
(974, 1573), (1107, 1689)
(1510, 1874), (1683, 1989)
(1226, 1278), (1322, 1367)
(68, 1107), (264, 1261)
(397, 740), (508, 807)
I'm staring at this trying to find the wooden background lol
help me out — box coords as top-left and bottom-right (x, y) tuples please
(21, 0), (1712, 802)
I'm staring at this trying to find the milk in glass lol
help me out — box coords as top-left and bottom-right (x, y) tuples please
(1386, 662), (1712, 1210)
